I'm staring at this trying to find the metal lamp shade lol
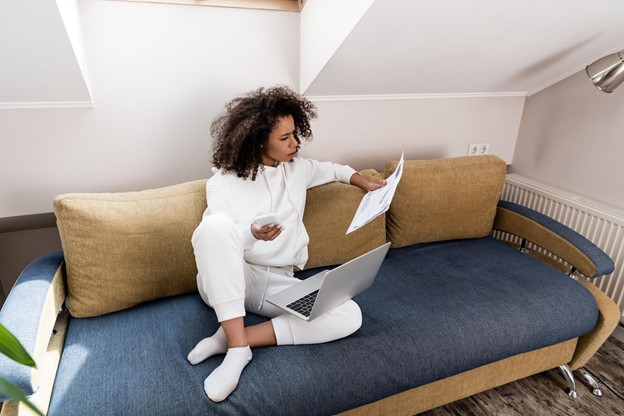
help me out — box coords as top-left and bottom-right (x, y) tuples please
(586, 50), (624, 93)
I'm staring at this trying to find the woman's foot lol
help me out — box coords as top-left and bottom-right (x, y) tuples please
(204, 346), (252, 402)
(187, 326), (227, 365)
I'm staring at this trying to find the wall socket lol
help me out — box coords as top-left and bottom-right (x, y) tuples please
(467, 143), (490, 156)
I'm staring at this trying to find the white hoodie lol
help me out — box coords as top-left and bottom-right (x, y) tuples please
(203, 157), (356, 270)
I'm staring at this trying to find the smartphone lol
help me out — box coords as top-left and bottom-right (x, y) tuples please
(255, 213), (282, 227)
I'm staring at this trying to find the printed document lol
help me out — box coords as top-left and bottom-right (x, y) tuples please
(346, 152), (404, 234)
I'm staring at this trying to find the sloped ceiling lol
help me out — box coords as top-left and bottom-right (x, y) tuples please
(0, 0), (91, 106)
(3, 0), (624, 105)
(303, 0), (624, 97)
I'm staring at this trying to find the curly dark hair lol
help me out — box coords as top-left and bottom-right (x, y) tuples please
(211, 86), (317, 180)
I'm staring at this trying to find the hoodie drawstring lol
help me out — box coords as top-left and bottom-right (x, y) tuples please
(280, 167), (301, 250)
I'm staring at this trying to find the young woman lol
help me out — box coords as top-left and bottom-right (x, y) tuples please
(187, 86), (386, 402)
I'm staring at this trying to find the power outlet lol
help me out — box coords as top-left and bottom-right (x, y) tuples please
(467, 143), (490, 156)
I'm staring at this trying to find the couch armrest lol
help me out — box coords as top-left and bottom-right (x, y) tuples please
(493, 201), (614, 278)
(0, 253), (66, 402)
(568, 280), (621, 370)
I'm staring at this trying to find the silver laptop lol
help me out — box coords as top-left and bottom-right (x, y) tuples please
(266, 242), (391, 321)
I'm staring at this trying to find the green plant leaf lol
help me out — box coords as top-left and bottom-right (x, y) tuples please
(0, 377), (45, 416)
(0, 323), (36, 368)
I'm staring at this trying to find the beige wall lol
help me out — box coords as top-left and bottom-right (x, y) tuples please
(512, 69), (624, 211)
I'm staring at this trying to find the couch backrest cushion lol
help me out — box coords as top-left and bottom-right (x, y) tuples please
(53, 180), (207, 318)
(384, 155), (506, 247)
(303, 169), (387, 269)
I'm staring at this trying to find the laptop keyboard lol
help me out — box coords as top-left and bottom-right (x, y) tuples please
(286, 290), (319, 317)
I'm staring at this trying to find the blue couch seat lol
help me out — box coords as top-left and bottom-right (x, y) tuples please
(47, 237), (598, 416)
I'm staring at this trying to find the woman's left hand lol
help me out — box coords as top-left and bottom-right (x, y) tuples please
(363, 178), (387, 192)
(350, 173), (387, 193)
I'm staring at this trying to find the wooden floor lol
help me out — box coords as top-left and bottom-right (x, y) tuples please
(421, 333), (624, 416)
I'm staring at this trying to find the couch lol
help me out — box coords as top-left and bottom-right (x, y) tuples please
(0, 155), (620, 416)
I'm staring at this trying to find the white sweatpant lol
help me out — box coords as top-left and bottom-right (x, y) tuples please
(191, 213), (362, 346)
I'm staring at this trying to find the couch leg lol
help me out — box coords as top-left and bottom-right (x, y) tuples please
(577, 368), (604, 397)
(558, 365), (578, 398)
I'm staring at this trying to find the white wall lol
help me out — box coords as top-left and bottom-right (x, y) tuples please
(0, 0), (527, 298)
(307, 96), (525, 171)
(0, 0), (300, 218)
(512, 69), (624, 211)
(0, 0), (527, 220)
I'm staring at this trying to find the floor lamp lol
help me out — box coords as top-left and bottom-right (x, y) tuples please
(586, 49), (624, 93)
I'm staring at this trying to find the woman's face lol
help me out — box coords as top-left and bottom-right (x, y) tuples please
(262, 115), (299, 167)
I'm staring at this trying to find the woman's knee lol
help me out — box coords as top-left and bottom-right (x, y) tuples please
(279, 300), (363, 345)
(338, 300), (362, 336)
(192, 213), (237, 249)
(316, 300), (363, 341)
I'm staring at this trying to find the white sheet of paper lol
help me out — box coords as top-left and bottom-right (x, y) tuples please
(346, 152), (404, 234)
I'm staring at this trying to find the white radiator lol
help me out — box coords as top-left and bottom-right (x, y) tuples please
(499, 173), (624, 322)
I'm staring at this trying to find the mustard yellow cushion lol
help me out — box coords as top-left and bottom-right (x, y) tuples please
(384, 155), (506, 247)
(53, 180), (207, 318)
(304, 169), (387, 269)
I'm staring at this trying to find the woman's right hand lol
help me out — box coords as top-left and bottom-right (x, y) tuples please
(251, 222), (283, 241)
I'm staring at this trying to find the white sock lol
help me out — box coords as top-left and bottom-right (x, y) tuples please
(187, 326), (227, 365)
(204, 346), (252, 402)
